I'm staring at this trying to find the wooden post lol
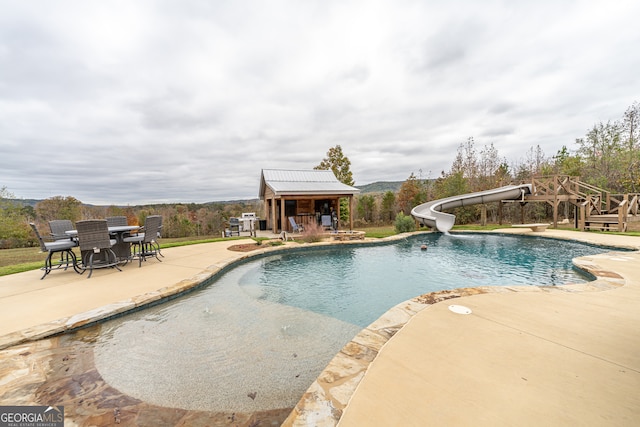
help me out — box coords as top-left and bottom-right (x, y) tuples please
(280, 199), (286, 233)
(349, 196), (354, 230)
(552, 177), (559, 228)
(271, 197), (277, 233)
(498, 201), (503, 225)
(480, 204), (487, 226)
(618, 199), (628, 232)
(578, 202), (587, 231)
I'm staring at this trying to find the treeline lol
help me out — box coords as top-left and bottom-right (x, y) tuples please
(2, 101), (638, 248)
(0, 190), (261, 249)
(353, 101), (639, 226)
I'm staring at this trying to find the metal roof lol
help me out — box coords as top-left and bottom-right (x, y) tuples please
(259, 169), (360, 197)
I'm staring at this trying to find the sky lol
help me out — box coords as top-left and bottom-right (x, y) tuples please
(2, 0), (640, 205)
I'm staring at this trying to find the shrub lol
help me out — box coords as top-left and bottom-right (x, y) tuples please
(301, 222), (324, 243)
(394, 212), (416, 233)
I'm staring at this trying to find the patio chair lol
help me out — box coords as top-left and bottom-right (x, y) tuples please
(155, 215), (164, 257)
(48, 219), (77, 265)
(321, 215), (332, 230)
(123, 215), (162, 267)
(288, 216), (304, 233)
(30, 223), (81, 280)
(228, 218), (241, 236)
(49, 219), (75, 241)
(76, 220), (122, 278)
(106, 216), (128, 227)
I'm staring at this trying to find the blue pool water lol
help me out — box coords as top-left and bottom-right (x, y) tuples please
(93, 233), (615, 412)
(236, 233), (604, 327)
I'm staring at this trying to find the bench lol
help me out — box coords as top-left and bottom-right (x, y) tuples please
(582, 220), (624, 232)
(512, 223), (550, 232)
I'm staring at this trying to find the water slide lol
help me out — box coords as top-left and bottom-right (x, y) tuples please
(411, 184), (533, 232)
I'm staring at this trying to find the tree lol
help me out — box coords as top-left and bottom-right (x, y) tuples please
(380, 191), (396, 222)
(397, 172), (427, 215)
(621, 102), (640, 191)
(0, 186), (33, 248)
(495, 162), (512, 186)
(434, 170), (466, 199)
(478, 143), (507, 190)
(315, 145), (355, 223)
(452, 137), (478, 185)
(356, 194), (376, 222)
(577, 121), (623, 190)
(553, 146), (582, 177)
(35, 196), (82, 223)
(315, 145), (354, 186)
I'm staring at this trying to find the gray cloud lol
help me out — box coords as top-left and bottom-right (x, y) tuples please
(2, 0), (640, 205)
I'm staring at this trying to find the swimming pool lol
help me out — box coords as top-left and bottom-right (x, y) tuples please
(239, 233), (603, 327)
(92, 233), (612, 412)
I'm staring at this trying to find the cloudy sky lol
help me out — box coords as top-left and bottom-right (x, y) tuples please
(2, 0), (639, 205)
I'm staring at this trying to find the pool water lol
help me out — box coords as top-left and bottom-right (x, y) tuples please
(92, 233), (611, 412)
(238, 233), (602, 327)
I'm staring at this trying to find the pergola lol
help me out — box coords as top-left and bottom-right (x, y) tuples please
(259, 169), (360, 233)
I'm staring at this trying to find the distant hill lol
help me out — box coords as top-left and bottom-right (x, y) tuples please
(6, 199), (40, 208)
(8, 185), (404, 208)
(356, 181), (404, 194)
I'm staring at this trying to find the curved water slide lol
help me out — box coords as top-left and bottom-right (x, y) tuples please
(411, 184), (533, 232)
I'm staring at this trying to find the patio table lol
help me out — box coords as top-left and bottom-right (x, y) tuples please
(66, 225), (140, 261)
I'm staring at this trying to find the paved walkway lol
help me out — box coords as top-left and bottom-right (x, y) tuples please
(1, 230), (639, 426)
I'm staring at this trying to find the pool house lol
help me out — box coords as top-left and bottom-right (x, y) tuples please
(259, 168), (360, 233)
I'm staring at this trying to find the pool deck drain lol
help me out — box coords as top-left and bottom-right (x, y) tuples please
(1, 229), (639, 426)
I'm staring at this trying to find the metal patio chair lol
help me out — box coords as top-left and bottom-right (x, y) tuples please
(30, 223), (81, 279)
(123, 215), (163, 267)
(76, 220), (122, 278)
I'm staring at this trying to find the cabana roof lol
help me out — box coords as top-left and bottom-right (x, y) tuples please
(259, 169), (360, 198)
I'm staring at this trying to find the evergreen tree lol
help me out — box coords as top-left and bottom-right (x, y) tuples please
(315, 145), (355, 223)
(381, 191), (396, 222)
(315, 145), (354, 185)
(356, 194), (376, 222)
